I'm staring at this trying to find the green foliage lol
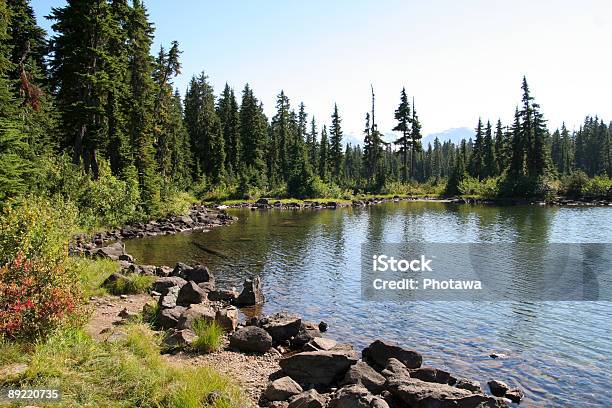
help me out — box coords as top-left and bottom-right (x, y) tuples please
(1, 324), (244, 407)
(459, 176), (500, 199)
(67, 257), (118, 298)
(106, 274), (156, 296)
(191, 319), (224, 353)
(0, 197), (81, 339)
(561, 171), (611, 199)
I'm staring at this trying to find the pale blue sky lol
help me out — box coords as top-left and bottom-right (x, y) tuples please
(32, 0), (612, 139)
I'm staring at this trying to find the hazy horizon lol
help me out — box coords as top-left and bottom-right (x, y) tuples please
(33, 0), (612, 138)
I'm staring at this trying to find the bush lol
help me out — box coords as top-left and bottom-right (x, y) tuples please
(191, 319), (224, 353)
(581, 176), (612, 199)
(458, 176), (500, 198)
(105, 274), (156, 296)
(0, 197), (82, 339)
(561, 170), (590, 198)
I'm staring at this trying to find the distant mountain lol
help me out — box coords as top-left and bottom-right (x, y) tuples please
(421, 127), (473, 147)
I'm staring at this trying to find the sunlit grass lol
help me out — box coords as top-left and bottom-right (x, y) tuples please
(192, 320), (224, 353)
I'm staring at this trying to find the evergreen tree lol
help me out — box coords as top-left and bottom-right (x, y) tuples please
(410, 98), (423, 179)
(307, 117), (318, 170)
(217, 83), (240, 176)
(393, 87), (411, 182)
(329, 103), (343, 179)
(493, 119), (506, 173)
(239, 84), (267, 186)
(482, 120), (497, 177)
(469, 118), (484, 178)
(184, 72), (225, 184)
(318, 124), (329, 180)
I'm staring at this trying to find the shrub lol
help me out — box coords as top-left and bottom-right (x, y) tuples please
(105, 274), (156, 296)
(459, 176), (499, 198)
(561, 170), (590, 198)
(0, 197), (82, 339)
(191, 319), (224, 353)
(581, 176), (612, 199)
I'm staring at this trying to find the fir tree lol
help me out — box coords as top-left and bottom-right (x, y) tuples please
(329, 103), (344, 180)
(393, 87), (411, 182)
(318, 124), (329, 180)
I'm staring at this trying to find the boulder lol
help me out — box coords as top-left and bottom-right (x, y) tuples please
(409, 366), (454, 385)
(229, 326), (273, 353)
(176, 281), (207, 305)
(303, 337), (338, 352)
(487, 380), (509, 397)
(215, 306), (238, 331)
(103, 272), (132, 288)
(292, 321), (322, 347)
(262, 312), (302, 343)
(156, 306), (186, 330)
(94, 242), (125, 260)
(279, 350), (358, 386)
(256, 198), (269, 205)
(235, 276), (264, 306)
(318, 321), (328, 332)
(170, 262), (191, 278)
(329, 385), (388, 408)
(264, 376), (303, 401)
(198, 281), (216, 293)
(341, 361), (386, 394)
(158, 285), (181, 309)
(387, 377), (508, 408)
(163, 329), (197, 348)
(208, 288), (239, 303)
(455, 378), (482, 393)
(153, 276), (187, 295)
(177, 303), (216, 330)
(268, 402), (289, 408)
(183, 264), (214, 284)
(505, 388), (524, 403)
(287, 389), (326, 408)
(381, 358), (411, 380)
(155, 266), (173, 277)
(362, 340), (422, 369)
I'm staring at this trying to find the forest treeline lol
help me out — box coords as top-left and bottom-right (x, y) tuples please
(1, 0), (611, 226)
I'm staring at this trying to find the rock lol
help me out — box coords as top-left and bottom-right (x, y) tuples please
(489, 353), (508, 360)
(152, 276), (187, 295)
(94, 242), (125, 260)
(177, 303), (216, 330)
(279, 350), (358, 386)
(387, 377), (508, 408)
(176, 281), (207, 305)
(303, 337), (338, 351)
(183, 264), (214, 284)
(341, 361), (386, 394)
(102, 272), (132, 288)
(268, 402), (289, 408)
(215, 306), (238, 331)
(264, 376), (303, 401)
(318, 321), (328, 332)
(118, 307), (138, 320)
(208, 288), (239, 303)
(329, 385), (385, 408)
(362, 340), (422, 369)
(164, 329), (197, 348)
(198, 281), (216, 293)
(235, 276), (265, 306)
(381, 358), (411, 380)
(156, 306), (186, 329)
(229, 326), (273, 353)
(105, 330), (128, 343)
(119, 294), (128, 300)
(456, 378), (482, 393)
(262, 312), (302, 343)
(505, 388), (524, 403)
(256, 198), (269, 205)
(409, 366), (454, 385)
(155, 266), (173, 277)
(292, 321), (322, 347)
(287, 389), (326, 408)
(118, 253), (134, 262)
(158, 285), (181, 309)
(170, 262), (192, 278)
(487, 380), (509, 397)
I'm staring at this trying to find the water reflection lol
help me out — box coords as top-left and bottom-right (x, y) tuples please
(126, 202), (612, 407)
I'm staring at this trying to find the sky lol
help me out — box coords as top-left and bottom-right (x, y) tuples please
(32, 0), (612, 140)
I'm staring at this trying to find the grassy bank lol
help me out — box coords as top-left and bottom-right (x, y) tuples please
(0, 324), (242, 408)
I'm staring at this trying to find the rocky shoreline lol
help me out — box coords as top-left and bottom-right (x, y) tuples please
(210, 196), (611, 211)
(84, 235), (525, 408)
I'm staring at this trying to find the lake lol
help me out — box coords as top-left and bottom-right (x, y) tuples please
(126, 202), (612, 407)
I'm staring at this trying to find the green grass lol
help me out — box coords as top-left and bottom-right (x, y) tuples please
(67, 257), (118, 298)
(105, 274), (156, 296)
(0, 324), (244, 408)
(191, 320), (224, 353)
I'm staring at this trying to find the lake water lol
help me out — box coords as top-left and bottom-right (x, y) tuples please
(126, 202), (612, 407)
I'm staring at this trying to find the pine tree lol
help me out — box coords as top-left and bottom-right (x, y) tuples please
(269, 91), (292, 182)
(318, 124), (329, 180)
(184, 72), (225, 184)
(307, 117), (318, 170)
(482, 120), (497, 178)
(493, 119), (506, 173)
(239, 84), (267, 186)
(329, 103), (343, 180)
(393, 87), (412, 182)
(217, 83), (240, 176)
(410, 98), (423, 179)
(469, 118), (484, 179)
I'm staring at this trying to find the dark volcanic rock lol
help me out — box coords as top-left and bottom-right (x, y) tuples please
(235, 276), (265, 306)
(505, 388), (524, 403)
(279, 350), (358, 386)
(152, 276), (187, 295)
(303, 337), (338, 352)
(387, 377), (508, 408)
(487, 380), (509, 397)
(287, 389), (326, 408)
(262, 312), (302, 343)
(176, 281), (207, 305)
(329, 385), (389, 408)
(264, 376), (303, 401)
(183, 264), (214, 284)
(176, 303), (216, 330)
(381, 358), (411, 380)
(163, 329), (196, 348)
(341, 361), (386, 394)
(409, 366), (454, 385)
(207, 288), (239, 303)
(156, 306), (186, 330)
(102, 272), (132, 288)
(456, 378), (482, 393)
(229, 326), (273, 353)
(292, 321), (322, 347)
(362, 340), (422, 369)
(214, 306), (238, 331)
(94, 242), (125, 260)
